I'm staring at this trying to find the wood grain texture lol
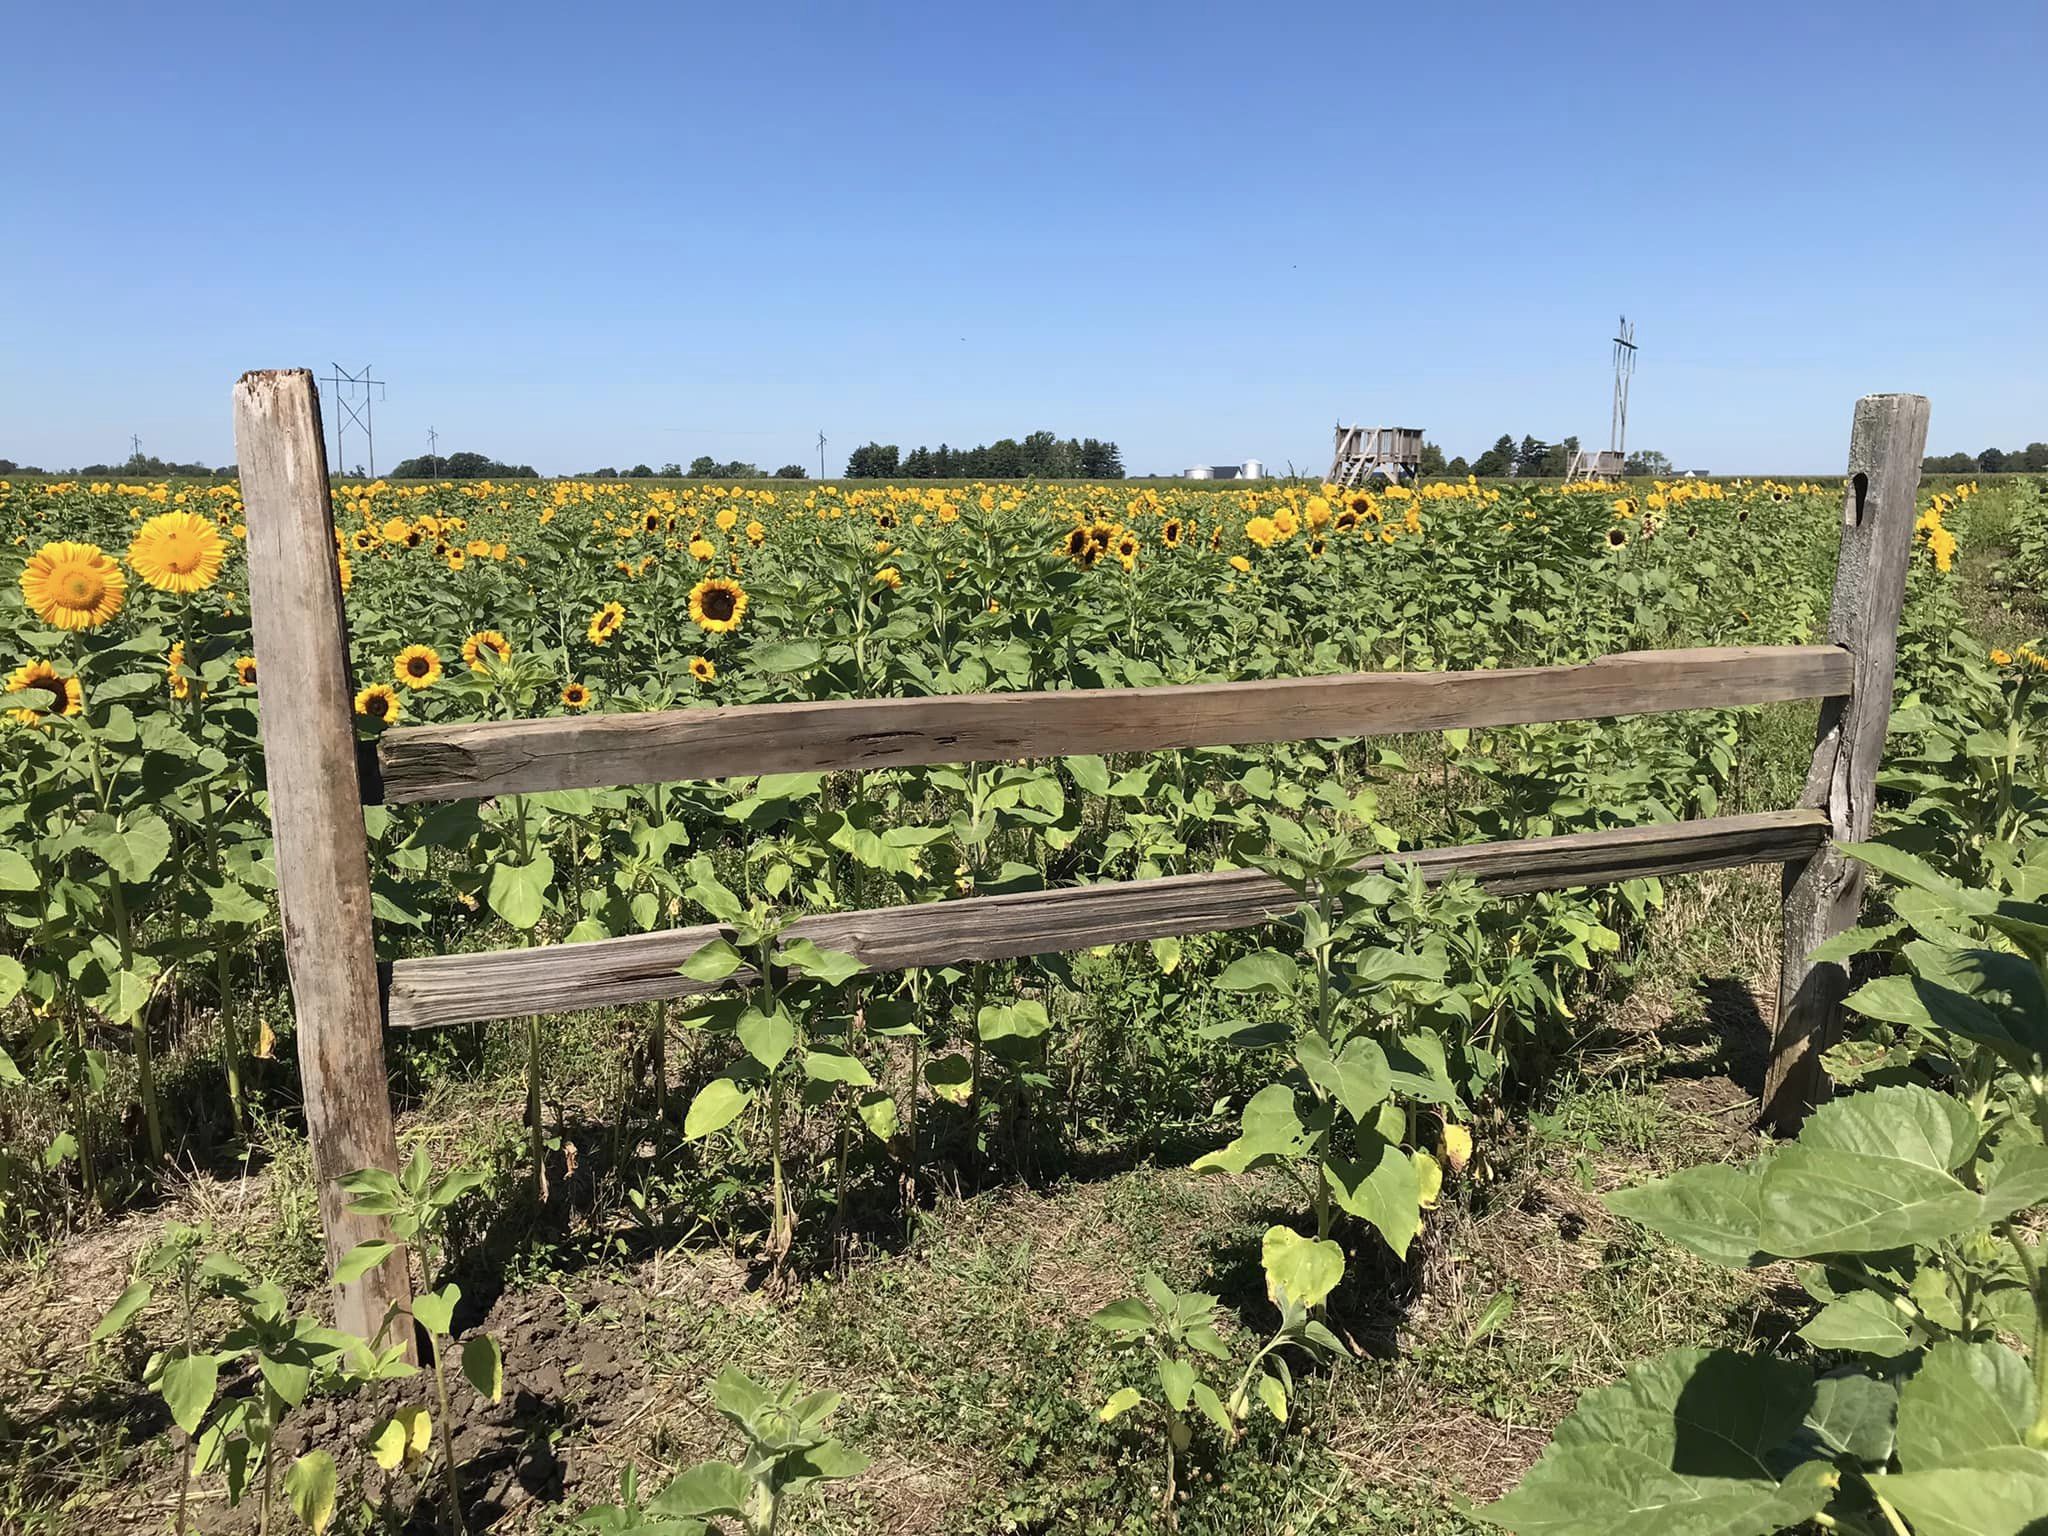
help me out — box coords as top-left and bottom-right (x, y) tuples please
(235, 370), (415, 1354)
(1763, 396), (1930, 1129)
(367, 644), (1853, 804)
(384, 809), (1831, 1030)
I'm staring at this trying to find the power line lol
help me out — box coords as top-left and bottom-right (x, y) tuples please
(320, 364), (387, 478)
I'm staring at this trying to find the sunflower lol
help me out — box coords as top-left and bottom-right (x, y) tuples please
(688, 577), (748, 634)
(689, 656), (717, 684)
(1605, 526), (1629, 549)
(234, 656), (259, 687)
(394, 644), (443, 690)
(1245, 517), (1279, 549)
(1228, 554), (1252, 574)
(462, 629), (511, 673)
(6, 659), (84, 725)
(587, 601), (626, 646)
(1062, 526), (1090, 561)
(688, 537), (717, 562)
(1333, 508), (1360, 533)
(560, 682), (592, 709)
(1114, 533), (1139, 570)
(166, 640), (193, 701)
(745, 520), (765, 546)
(1159, 518), (1183, 549)
(1992, 648), (2015, 667)
(354, 684), (401, 724)
(128, 511), (226, 595)
(21, 541), (126, 630)
(875, 566), (903, 590)
(716, 508), (739, 533)
(1308, 536), (1327, 560)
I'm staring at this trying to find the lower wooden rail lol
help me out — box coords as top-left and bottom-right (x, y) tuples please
(383, 808), (1830, 1031)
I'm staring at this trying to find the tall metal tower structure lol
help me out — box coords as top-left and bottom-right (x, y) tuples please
(1609, 317), (1638, 461)
(817, 431), (827, 480)
(129, 434), (143, 462)
(320, 364), (387, 478)
(427, 427), (441, 477)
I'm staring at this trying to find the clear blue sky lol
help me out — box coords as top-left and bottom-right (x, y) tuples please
(4, 1), (2042, 477)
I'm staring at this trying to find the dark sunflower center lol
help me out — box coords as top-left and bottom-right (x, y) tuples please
(701, 589), (735, 621)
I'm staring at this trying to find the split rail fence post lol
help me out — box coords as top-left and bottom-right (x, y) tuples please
(1763, 393), (1930, 1128)
(234, 369), (416, 1353)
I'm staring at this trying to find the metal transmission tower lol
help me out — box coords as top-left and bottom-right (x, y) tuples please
(320, 364), (387, 478)
(130, 434), (143, 461)
(427, 427), (440, 477)
(1609, 316), (1637, 463)
(817, 431), (827, 480)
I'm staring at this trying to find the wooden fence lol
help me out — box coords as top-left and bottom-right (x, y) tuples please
(231, 372), (1929, 1344)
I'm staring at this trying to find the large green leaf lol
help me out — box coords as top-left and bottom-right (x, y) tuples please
(1261, 1225), (1344, 1311)
(486, 854), (554, 930)
(1798, 1372), (1897, 1466)
(1894, 1339), (2036, 1471)
(1483, 1349), (1830, 1536)
(1759, 1085), (1988, 1256)
(1216, 950), (1299, 996)
(1605, 1163), (1764, 1269)
(1322, 1136), (1422, 1258)
(647, 1460), (752, 1519)
(160, 1350), (219, 1435)
(1797, 1290), (1916, 1358)
(1192, 1084), (1312, 1175)
(1845, 973), (2030, 1060)
(1296, 1034), (1390, 1124)
(737, 1004), (794, 1071)
(284, 1450), (337, 1535)
(683, 1078), (752, 1140)
(80, 811), (173, 883)
(1870, 1446), (2048, 1536)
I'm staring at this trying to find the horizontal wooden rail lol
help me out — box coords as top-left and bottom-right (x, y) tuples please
(381, 808), (1830, 1030)
(366, 645), (1851, 804)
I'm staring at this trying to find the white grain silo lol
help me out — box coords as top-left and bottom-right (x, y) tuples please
(1183, 465), (1214, 480)
(1240, 459), (1265, 480)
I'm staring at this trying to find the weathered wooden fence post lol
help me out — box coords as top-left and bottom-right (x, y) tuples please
(234, 369), (415, 1353)
(1762, 393), (1931, 1129)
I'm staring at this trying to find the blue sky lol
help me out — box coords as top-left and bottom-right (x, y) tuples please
(3, 1), (2042, 476)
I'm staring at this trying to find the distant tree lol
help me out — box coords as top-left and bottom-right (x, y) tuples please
(1979, 447), (2009, 473)
(688, 456), (718, 477)
(774, 464), (808, 479)
(1417, 441), (1448, 476)
(844, 443), (900, 478)
(1471, 435), (1516, 478)
(659, 462), (682, 476)
(627, 464), (655, 478)
(1446, 456), (1470, 477)
(2022, 443), (2048, 473)
(1623, 449), (1673, 476)
(393, 450), (535, 479)
(1513, 436), (1554, 477)
(902, 446), (935, 477)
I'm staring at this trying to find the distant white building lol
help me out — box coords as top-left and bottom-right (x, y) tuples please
(1183, 460), (1265, 480)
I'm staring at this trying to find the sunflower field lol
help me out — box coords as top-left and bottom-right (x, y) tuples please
(4, 466), (2045, 1535)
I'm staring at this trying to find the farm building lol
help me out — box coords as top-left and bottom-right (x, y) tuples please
(1182, 460), (1265, 480)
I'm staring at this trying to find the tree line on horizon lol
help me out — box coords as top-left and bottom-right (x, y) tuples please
(1923, 442), (2048, 474)
(845, 432), (1125, 479)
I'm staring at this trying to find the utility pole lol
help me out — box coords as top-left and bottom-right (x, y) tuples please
(817, 430), (827, 480)
(1610, 317), (1637, 462)
(319, 364), (387, 479)
(427, 427), (440, 477)
(130, 434), (142, 463)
